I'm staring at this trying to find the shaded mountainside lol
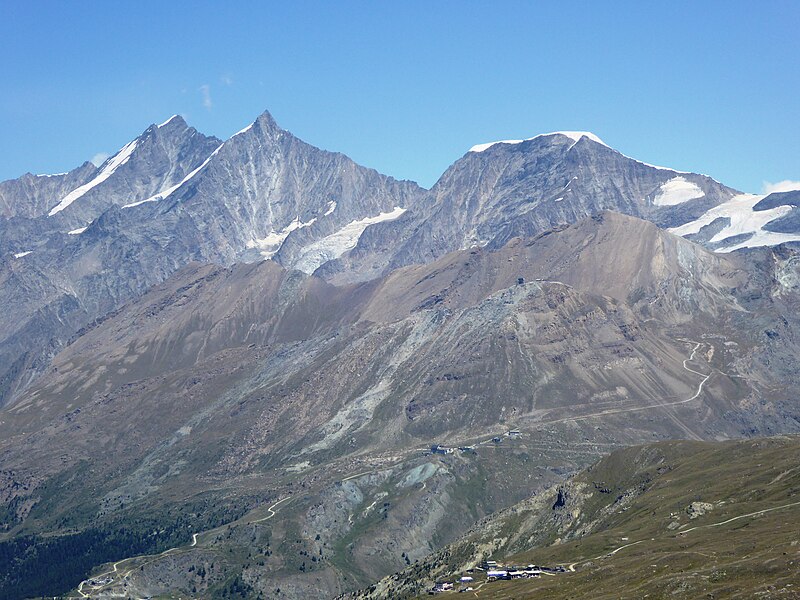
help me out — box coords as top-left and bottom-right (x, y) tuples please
(345, 436), (800, 599)
(1, 213), (799, 598)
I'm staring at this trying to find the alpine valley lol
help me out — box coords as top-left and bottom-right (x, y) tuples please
(1, 112), (799, 599)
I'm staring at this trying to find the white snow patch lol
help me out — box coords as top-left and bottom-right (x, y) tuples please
(554, 197), (564, 202)
(469, 131), (606, 153)
(633, 159), (689, 173)
(49, 139), (139, 216)
(555, 131), (607, 145)
(36, 172), (67, 178)
(246, 215), (319, 259)
(293, 207), (406, 273)
(718, 231), (800, 253)
(231, 122), (253, 137)
(324, 201), (337, 216)
(158, 115), (180, 128)
(121, 143), (224, 209)
(653, 177), (705, 206)
(670, 193), (800, 251)
(67, 226), (87, 235)
(466, 132), (706, 177)
(469, 139), (527, 153)
(13, 251), (32, 258)
(121, 197), (160, 210)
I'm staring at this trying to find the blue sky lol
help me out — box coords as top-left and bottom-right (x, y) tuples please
(1, 1), (798, 192)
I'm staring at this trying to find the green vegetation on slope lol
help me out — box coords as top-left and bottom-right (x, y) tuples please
(348, 436), (800, 599)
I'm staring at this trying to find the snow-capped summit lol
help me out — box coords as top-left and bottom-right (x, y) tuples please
(44, 117), (221, 219)
(158, 114), (182, 128)
(469, 131), (607, 153)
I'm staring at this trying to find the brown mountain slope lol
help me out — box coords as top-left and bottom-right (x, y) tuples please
(363, 211), (747, 324)
(0, 212), (796, 599)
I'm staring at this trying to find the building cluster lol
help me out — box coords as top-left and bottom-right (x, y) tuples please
(483, 558), (544, 580)
(429, 558), (563, 594)
(426, 430), (522, 457)
(486, 566), (543, 579)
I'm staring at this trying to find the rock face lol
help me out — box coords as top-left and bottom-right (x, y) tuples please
(0, 112), (423, 405)
(0, 164), (96, 220)
(321, 133), (740, 282)
(686, 501), (714, 519)
(0, 115), (223, 247)
(0, 116), (224, 404)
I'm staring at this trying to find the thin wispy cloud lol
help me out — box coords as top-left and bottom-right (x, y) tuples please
(220, 74), (233, 86)
(199, 84), (212, 110)
(90, 152), (109, 167)
(762, 180), (800, 194)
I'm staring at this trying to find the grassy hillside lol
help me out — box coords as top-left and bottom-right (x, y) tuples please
(346, 436), (800, 599)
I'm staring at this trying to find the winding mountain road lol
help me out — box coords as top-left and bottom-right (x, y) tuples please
(464, 340), (714, 450)
(542, 341), (712, 426)
(72, 340), (719, 597)
(249, 496), (292, 524)
(677, 500), (800, 536)
(341, 470), (373, 483)
(74, 496), (292, 598)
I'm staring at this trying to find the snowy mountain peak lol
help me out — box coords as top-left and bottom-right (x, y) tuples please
(549, 131), (606, 145)
(158, 115), (183, 128)
(468, 131), (606, 153)
(47, 138), (139, 216)
(44, 118), (220, 218)
(222, 111), (282, 143)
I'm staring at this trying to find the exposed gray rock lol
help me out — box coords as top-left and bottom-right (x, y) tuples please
(685, 216), (731, 244)
(763, 207), (800, 233)
(753, 190), (800, 211)
(0, 111), (423, 405)
(686, 501), (714, 519)
(322, 133), (738, 283)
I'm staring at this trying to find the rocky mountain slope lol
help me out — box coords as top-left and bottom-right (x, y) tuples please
(3, 113), (800, 411)
(1, 213), (799, 598)
(321, 132), (755, 282)
(345, 435), (800, 599)
(0, 115), (223, 255)
(0, 112), (423, 406)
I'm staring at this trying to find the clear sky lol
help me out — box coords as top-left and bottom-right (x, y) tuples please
(2, 1), (798, 192)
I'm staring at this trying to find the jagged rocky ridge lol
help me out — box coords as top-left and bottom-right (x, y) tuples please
(0, 112), (423, 405)
(320, 132), (741, 282)
(3, 115), (800, 407)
